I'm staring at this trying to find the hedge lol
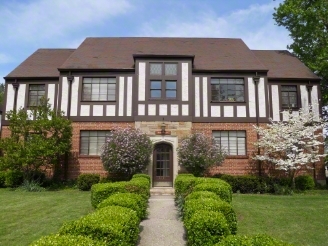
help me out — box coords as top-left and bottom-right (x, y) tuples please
(185, 210), (231, 246)
(132, 173), (151, 183)
(0, 171), (5, 188)
(192, 182), (232, 203)
(295, 175), (315, 191)
(183, 198), (237, 235)
(174, 174), (197, 198)
(30, 234), (106, 246)
(77, 173), (100, 191)
(97, 193), (147, 219)
(215, 234), (293, 246)
(59, 206), (139, 246)
(185, 191), (221, 202)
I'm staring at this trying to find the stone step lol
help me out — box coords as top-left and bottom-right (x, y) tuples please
(150, 187), (175, 196)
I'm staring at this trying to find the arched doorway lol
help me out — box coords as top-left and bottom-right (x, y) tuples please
(153, 143), (173, 187)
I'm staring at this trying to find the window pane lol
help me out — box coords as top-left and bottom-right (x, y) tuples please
(165, 64), (177, 75)
(151, 90), (161, 98)
(151, 81), (161, 89)
(166, 90), (176, 98)
(150, 63), (162, 75)
(166, 81), (176, 89)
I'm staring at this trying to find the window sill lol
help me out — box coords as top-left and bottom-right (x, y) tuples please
(225, 155), (248, 159)
(81, 100), (116, 103)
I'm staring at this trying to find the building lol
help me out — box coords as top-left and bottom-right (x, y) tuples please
(2, 37), (323, 186)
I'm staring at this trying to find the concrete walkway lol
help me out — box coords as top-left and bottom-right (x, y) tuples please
(138, 195), (186, 246)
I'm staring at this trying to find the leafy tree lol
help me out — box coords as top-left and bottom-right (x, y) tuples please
(177, 133), (226, 177)
(0, 83), (4, 104)
(253, 106), (325, 187)
(101, 128), (153, 178)
(0, 98), (72, 182)
(273, 0), (328, 102)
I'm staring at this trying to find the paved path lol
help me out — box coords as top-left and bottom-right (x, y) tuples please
(138, 195), (186, 246)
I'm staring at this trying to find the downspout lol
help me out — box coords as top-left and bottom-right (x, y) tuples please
(12, 79), (19, 111)
(64, 72), (74, 180)
(253, 74), (261, 176)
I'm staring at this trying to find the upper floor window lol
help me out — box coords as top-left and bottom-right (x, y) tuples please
(213, 130), (246, 155)
(28, 84), (45, 106)
(281, 85), (297, 108)
(80, 130), (111, 155)
(211, 78), (244, 102)
(82, 78), (116, 101)
(149, 63), (178, 99)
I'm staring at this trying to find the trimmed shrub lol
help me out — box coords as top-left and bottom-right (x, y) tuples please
(5, 170), (23, 187)
(132, 173), (150, 182)
(77, 173), (100, 191)
(126, 178), (150, 198)
(0, 171), (6, 188)
(295, 175), (315, 191)
(59, 206), (139, 246)
(174, 174), (196, 198)
(30, 234), (106, 246)
(215, 234), (293, 246)
(184, 198), (237, 234)
(185, 191), (221, 202)
(185, 210), (230, 246)
(193, 182), (232, 203)
(97, 193), (147, 219)
(91, 182), (129, 208)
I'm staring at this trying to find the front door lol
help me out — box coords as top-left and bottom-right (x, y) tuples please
(153, 143), (173, 187)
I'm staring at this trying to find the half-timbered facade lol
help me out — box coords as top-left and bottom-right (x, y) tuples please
(2, 38), (323, 186)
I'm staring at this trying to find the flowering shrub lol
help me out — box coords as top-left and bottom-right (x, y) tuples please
(177, 133), (226, 176)
(101, 128), (152, 178)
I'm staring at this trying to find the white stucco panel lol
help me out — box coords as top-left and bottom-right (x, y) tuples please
(148, 104), (156, 116)
(93, 105), (103, 116)
(195, 77), (200, 117)
(202, 77), (208, 117)
(311, 85), (319, 120)
(126, 77), (132, 116)
(159, 104), (167, 116)
(211, 106), (221, 117)
(300, 85), (309, 111)
(171, 104), (179, 116)
(138, 104), (145, 116)
(119, 77), (125, 116)
(237, 106), (246, 117)
(182, 63), (188, 101)
(80, 105), (90, 116)
(258, 78), (266, 117)
(106, 105), (116, 116)
(182, 104), (189, 116)
(138, 62), (146, 101)
(61, 77), (69, 116)
(248, 77), (256, 117)
(271, 85), (280, 121)
(282, 110), (289, 121)
(70, 77), (79, 116)
(5, 84), (15, 117)
(224, 106), (234, 117)
(16, 84), (26, 110)
(47, 84), (56, 110)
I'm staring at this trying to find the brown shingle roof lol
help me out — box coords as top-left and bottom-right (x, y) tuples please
(6, 49), (75, 78)
(59, 37), (267, 71)
(252, 50), (319, 80)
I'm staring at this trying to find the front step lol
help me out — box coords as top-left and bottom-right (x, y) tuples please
(150, 187), (175, 196)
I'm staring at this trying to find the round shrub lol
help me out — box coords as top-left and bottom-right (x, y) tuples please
(193, 182), (232, 203)
(295, 175), (315, 191)
(132, 173), (151, 182)
(30, 234), (106, 246)
(185, 191), (220, 202)
(185, 210), (230, 246)
(5, 170), (23, 187)
(0, 171), (6, 188)
(97, 193), (147, 219)
(77, 173), (100, 191)
(59, 206), (140, 246)
(130, 176), (151, 190)
(174, 175), (197, 198)
(127, 178), (150, 198)
(215, 235), (252, 246)
(184, 198), (237, 234)
(91, 182), (129, 208)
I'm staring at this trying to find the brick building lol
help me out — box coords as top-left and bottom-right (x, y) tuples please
(2, 37), (324, 186)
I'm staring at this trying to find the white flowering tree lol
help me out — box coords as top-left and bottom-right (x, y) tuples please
(101, 128), (153, 178)
(254, 106), (326, 186)
(177, 133), (226, 177)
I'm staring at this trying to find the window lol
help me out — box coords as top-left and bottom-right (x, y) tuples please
(213, 131), (246, 155)
(28, 84), (45, 106)
(149, 63), (178, 99)
(211, 79), (244, 102)
(281, 86), (297, 108)
(82, 78), (116, 101)
(80, 131), (111, 155)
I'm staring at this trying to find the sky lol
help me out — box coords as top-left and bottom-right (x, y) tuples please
(0, 0), (291, 84)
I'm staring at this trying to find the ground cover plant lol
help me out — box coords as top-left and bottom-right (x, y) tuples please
(0, 189), (92, 246)
(233, 191), (328, 245)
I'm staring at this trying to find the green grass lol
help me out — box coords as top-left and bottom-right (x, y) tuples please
(0, 188), (93, 246)
(233, 191), (328, 246)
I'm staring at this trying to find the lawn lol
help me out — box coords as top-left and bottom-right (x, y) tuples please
(233, 191), (328, 246)
(0, 188), (93, 246)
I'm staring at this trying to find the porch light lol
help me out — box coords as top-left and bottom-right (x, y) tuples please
(161, 122), (166, 135)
